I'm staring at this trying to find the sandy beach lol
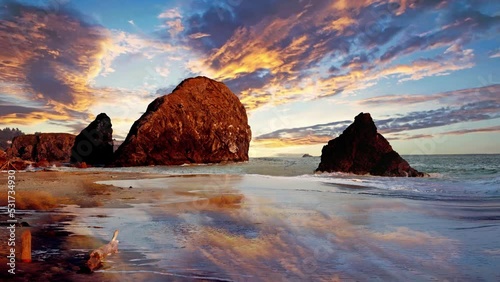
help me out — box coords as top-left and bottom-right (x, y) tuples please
(0, 170), (169, 281)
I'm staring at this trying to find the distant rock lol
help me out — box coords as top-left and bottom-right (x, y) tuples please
(302, 154), (313, 158)
(7, 133), (76, 163)
(74, 162), (88, 169)
(1, 146), (31, 171)
(35, 159), (50, 168)
(113, 76), (251, 166)
(316, 113), (424, 177)
(71, 113), (113, 165)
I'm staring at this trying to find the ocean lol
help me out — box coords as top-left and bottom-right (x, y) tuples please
(87, 154), (500, 201)
(14, 155), (500, 280)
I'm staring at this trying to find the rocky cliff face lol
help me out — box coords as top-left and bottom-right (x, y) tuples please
(6, 133), (76, 163)
(316, 113), (424, 177)
(113, 76), (251, 166)
(71, 113), (113, 165)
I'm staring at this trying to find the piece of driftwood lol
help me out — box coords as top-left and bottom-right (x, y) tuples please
(21, 230), (31, 263)
(86, 230), (119, 272)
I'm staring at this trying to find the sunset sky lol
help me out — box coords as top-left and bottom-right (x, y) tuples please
(0, 0), (499, 157)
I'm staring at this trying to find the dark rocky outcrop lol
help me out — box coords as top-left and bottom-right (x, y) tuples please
(302, 154), (313, 158)
(316, 113), (424, 177)
(6, 133), (76, 163)
(71, 113), (113, 165)
(113, 76), (251, 166)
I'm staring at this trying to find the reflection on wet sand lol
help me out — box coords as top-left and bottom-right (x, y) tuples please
(177, 197), (459, 281)
(4, 174), (499, 281)
(73, 175), (467, 281)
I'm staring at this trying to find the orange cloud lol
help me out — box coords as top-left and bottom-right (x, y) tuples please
(252, 136), (333, 147)
(0, 111), (70, 125)
(0, 3), (110, 123)
(0, 3), (185, 133)
(183, 0), (490, 113)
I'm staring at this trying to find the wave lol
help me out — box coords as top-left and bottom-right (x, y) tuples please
(287, 173), (500, 201)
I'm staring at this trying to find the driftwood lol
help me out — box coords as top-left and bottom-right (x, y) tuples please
(86, 230), (119, 272)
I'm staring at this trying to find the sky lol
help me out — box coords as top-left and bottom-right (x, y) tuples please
(0, 0), (499, 157)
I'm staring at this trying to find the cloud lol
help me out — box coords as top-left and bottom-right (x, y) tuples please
(489, 49), (500, 58)
(180, 0), (499, 111)
(386, 125), (500, 141)
(254, 85), (500, 146)
(236, 46), (475, 111)
(0, 2), (185, 133)
(165, 18), (184, 37)
(403, 134), (434, 140)
(359, 85), (499, 107)
(375, 104), (500, 135)
(99, 30), (179, 76)
(253, 120), (351, 147)
(379, 6), (500, 62)
(0, 1), (109, 124)
(376, 48), (475, 82)
(154, 65), (170, 77)
(156, 8), (187, 38)
(188, 32), (211, 39)
(158, 8), (182, 19)
(0, 104), (38, 116)
(441, 125), (500, 136)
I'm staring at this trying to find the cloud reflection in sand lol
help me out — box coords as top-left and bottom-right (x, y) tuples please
(68, 174), (487, 281)
(179, 192), (459, 281)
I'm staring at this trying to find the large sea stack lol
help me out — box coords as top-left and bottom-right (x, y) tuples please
(6, 133), (76, 163)
(113, 76), (251, 166)
(316, 113), (424, 177)
(71, 113), (113, 165)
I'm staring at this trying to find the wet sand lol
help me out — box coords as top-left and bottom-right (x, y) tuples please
(0, 171), (168, 281)
(1, 171), (499, 281)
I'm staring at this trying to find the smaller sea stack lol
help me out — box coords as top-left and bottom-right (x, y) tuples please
(316, 113), (424, 177)
(71, 113), (113, 165)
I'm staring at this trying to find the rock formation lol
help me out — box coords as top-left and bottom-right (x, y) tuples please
(71, 113), (113, 165)
(316, 113), (424, 177)
(1, 148), (31, 170)
(34, 159), (50, 168)
(7, 133), (76, 163)
(0, 149), (6, 168)
(113, 76), (251, 166)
